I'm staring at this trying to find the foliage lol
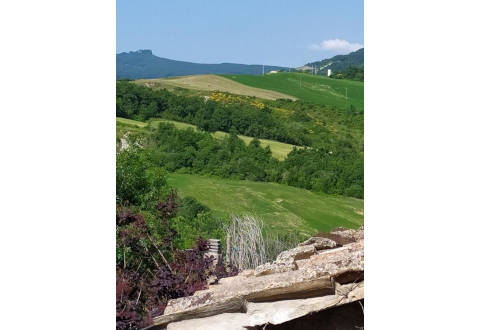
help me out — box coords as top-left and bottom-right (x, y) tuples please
(330, 66), (364, 82)
(116, 80), (309, 145)
(116, 195), (237, 329)
(137, 122), (363, 198)
(116, 148), (169, 206)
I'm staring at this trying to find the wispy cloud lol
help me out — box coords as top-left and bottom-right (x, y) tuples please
(308, 39), (363, 53)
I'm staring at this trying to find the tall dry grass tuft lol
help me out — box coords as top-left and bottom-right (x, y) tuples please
(225, 215), (305, 270)
(225, 215), (266, 270)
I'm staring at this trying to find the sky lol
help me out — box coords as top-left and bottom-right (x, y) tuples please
(116, 0), (363, 67)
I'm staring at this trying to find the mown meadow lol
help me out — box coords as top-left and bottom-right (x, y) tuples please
(223, 72), (364, 111)
(167, 173), (363, 234)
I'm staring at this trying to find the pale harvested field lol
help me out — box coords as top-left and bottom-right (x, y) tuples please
(137, 74), (296, 100)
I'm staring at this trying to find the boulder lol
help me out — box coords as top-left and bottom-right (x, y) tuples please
(298, 237), (337, 250)
(276, 244), (316, 261)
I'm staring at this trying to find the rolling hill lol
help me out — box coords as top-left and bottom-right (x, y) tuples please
(135, 75), (296, 100)
(116, 117), (299, 160)
(117, 50), (287, 79)
(167, 173), (363, 234)
(223, 72), (364, 110)
(305, 48), (364, 76)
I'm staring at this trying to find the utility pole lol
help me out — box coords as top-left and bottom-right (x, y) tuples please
(262, 65), (264, 76)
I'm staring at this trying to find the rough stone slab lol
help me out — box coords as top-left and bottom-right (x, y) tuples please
(298, 237), (337, 250)
(153, 296), (244, 328)
(164, 282), (364, 329)
(166, 313), (250, 330)
(254, 257), (297, 277)
(276, 244), (315, 261)
(153, 236), (364, 329)
(245, 281), (364, 327)
(330, 227), (364, 242)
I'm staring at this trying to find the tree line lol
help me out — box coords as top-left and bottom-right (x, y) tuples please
(117, 81), (309, 145)
(125, 122), (363, 198)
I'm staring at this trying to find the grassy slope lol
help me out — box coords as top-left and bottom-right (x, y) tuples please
(116, 117), (297, 160)
(168, 173), (363, 235)
(223, 72), (364, 110)
(135, 75), (296, 100)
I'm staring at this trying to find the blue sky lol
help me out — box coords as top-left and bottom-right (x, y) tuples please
(117, 0), (363, 67)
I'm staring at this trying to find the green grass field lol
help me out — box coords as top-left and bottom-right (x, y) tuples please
(167, 173), (363, 235)
(117, 117), (298, 160)
(223, 72), (364, 110)
(117, 117), (148, 128)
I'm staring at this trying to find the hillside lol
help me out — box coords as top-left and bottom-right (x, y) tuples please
(116, 117), (298, 160)
(223, 72), (364, 110)
(117, 50), (287, 79)
(167, 173), (363, 234)
(117, 80), (363, 198)
(305, 48), (364, 76)
(136, 75), (296, 100)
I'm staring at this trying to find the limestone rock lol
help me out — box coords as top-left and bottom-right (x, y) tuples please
(238, 269), (254, 278)
(330, 227), (364, 242)
(151, 228), (364, 329)
(244, 281), (364, 327)
(276, 244), (316, 261)
(298, 236), (337, 250)
(254, 257), (297, 277)
(164, 282), (364, 329)
(166, 312), (249, 330)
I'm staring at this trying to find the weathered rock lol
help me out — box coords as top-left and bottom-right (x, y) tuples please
(253, 245), (317, 277)
(150, 229), (364, 329)
(254, 257), (297, 277)
(238, 269), (254, 278)
(276, 244), (316, 261)
(330, 227), (364, 242)
(298, 236), (337, 250)
(164, 282), (364, 329)
(244, 281), (364, 327)
(166, 313), (249, 330)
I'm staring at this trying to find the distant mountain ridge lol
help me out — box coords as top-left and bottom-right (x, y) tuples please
(305, 48), (364, 75)
(117, 50), (287, 79)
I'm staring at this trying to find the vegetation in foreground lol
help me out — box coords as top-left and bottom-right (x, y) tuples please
(223, 72), (364, 110)
(116, 146), (318, 328)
